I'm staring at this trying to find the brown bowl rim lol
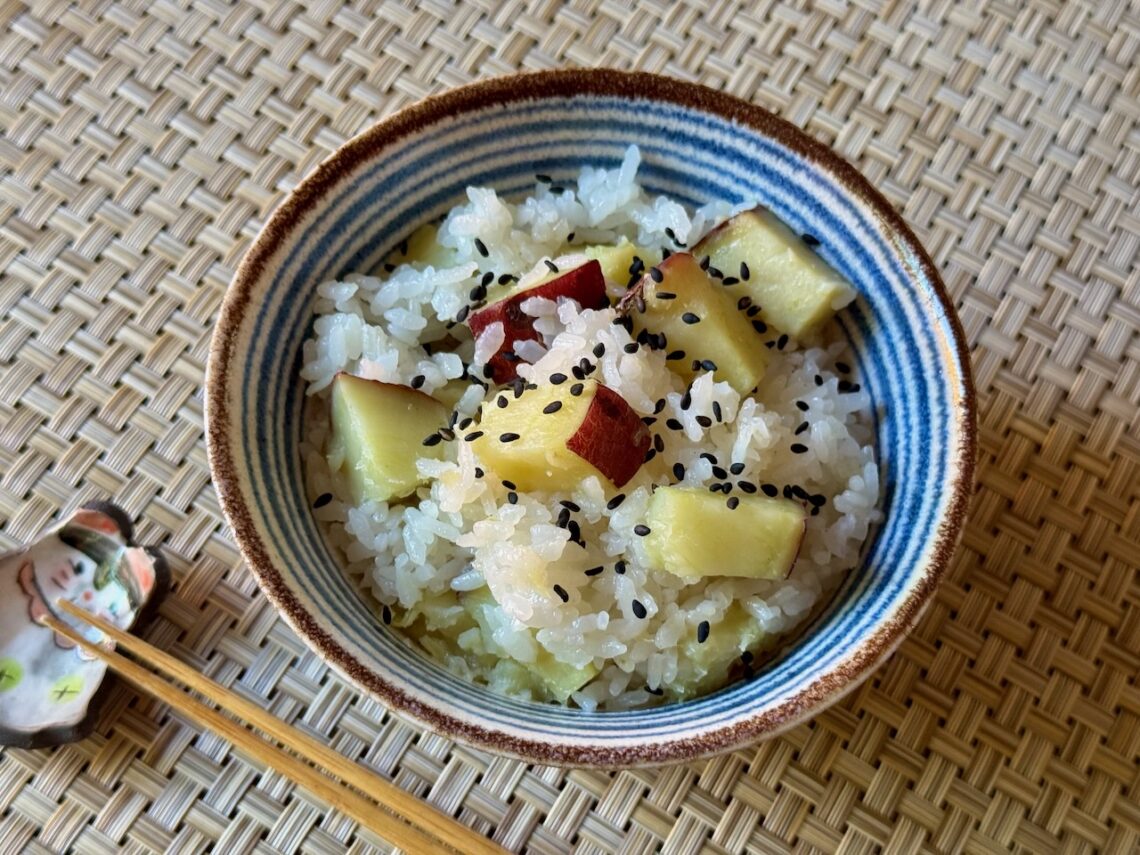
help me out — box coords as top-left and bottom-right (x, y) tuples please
(206, 68), (977, 768)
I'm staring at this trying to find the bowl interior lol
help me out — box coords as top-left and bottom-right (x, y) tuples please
(212, 75), (972, 764)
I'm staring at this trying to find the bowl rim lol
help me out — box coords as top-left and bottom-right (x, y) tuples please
(206, 68), (977, 767)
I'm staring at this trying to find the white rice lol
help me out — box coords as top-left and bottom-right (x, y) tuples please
(300, 147), (880, 709)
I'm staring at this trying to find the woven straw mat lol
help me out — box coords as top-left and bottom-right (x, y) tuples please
(1, 0), (1138, 852)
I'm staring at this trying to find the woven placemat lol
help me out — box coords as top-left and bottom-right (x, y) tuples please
(1, 0), (1138, 851)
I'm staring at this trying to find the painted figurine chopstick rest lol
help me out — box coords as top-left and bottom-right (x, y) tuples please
(0, 502), (168, 747)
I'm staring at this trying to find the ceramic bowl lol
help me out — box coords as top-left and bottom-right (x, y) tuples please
(206, 69), (975, 767)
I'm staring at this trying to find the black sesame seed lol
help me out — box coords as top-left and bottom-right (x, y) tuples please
(666, 418), (683, 431)
(783, 485), (794, 499)
(456, 305), (470, 323)
(701, 359), (718, 372)
(501, 479), (517, 490)
(707, 266), (723, 279)
(654, 398), (667, 414)
(681, 312), (700, 325)
(740, 261), (750, 280)
(709, 483), (723, 493)
(571, 365), (585, 381)
(474, 237), (488, 257)
(727, 497), (740, 510)
(458, 417), (473, 430)
(738, 481), (757, 494)
(570, 383), (584, 396)
(553, 584), (569, 603)
(498, 273), (513, 285)
(762, 483), (779, 497)
(837, 361), (851, 373)
(384, 263), (396, 273)
(559, 500), (580, 512)
(423, 433), (442, 446)
(795, 421), (810, 435)
(544, 259), (559, 273)
(474, 467), (484, 478)
(438, 427), (455, 441)
(634, 524), (651, 536)
(482, 364), (495, 378)
(664, 226), (685, 246)
(765, 341), (776, 349)
(647, 686), (664, 696)
(792, 485), (810, 500)
(644, 448), (657, 463)
(711, 465), (728, 479)
(680, 389), (692, 410)
(543, 401), (563, 414)
(615, 560), (627, 574)
(796, 400), (809, 412)
(507, 491), (519, 504)
(777, 334), (789, 350)
(481, 271), (494, 288)
(730, 462), (745, 475)
(500, 432), (521, 443)
(408, 374), (425, 390)
(810, 494), (827, 507)
(641, 415), (657, 426)
(666, 350), (686, 361)
(673, 463), (686, 480)
(585, 566), (604, 577)
(464, 430), (484, 441)
(593, 342), (606, 358)
(747, 306), (761, 318)
(655, 291), (677, 300)
(567, 520), (581, 541)
(721, 482), (733, 494)
(721, 276), (739, 286)
(741, 650), (754, 665)
(607, 493), (626, 510)
(631, 599), (647, 619)
(557, 508), (571, 528)
(313, 492), (333, 509)
(654, 434), (665, 453)
(699, 254), (710, 270)
(550, 372), (567, 384)
(697, 620), (710, 643)
(791, 443), (808, 454)
(624, 342), (640, 353)
(661, 247), (673, 260)
(629, 256), (645, 275)
(811, 506), (821, 516)
(567, 232), (575, 242)
(649, 267), (664, 283)
(536, 173), (552, 183)
(382, 604), (392, 625)
(802, 233), (820, 246)
(696, 415), (712, 427)
(700, 453), (718, 464)
(691, 359), (703, 372)
(712, 401), (723, 422)
(635, 295), (647, 313)
(496, 396), (509, 408)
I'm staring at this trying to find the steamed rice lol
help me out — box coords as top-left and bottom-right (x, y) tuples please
(301, 147), (881, 710)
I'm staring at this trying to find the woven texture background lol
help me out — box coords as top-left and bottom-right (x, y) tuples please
(1, 0), (1138, 852)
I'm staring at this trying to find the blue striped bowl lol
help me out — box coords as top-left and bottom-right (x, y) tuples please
(207, 70), (975, 767)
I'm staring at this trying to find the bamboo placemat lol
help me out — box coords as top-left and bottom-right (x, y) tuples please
(1, 0), (1137, 851)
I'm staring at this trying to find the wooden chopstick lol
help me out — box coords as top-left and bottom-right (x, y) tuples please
(48, 601), (504, 855)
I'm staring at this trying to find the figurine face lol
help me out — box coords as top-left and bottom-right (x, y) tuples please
(0, 504), (165, 746)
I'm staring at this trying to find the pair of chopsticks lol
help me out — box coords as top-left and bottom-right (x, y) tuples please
(43, 601), (505, 855)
